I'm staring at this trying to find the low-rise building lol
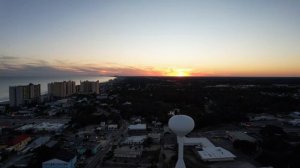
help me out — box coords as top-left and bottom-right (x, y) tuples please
(227, 131), (256, 143)
(107, 124), (118, 130)
(184, 137), (215, 147)
(249, 114), (276, 121)
(128, 124), (147, 131)
(128, 124), (147, 135)
(16, 122), (65, 132)
(123, 136), (147, 145)
(198, 147), (236, 162)
(42, 150), (77, 168)
(184, 137), (236, 162)
(114, 146), (143, 158)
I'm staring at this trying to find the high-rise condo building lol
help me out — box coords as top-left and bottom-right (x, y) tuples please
(80, 80), (100, 94)
(48, 81), (76, 98)
(9, 83), (41, 107)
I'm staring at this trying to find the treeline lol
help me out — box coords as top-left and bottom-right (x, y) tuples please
(113, 77), (300, 128)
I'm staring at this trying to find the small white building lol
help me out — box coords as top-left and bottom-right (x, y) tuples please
(184, 137), (236, 162)
(128, 124), (146, 131)
(42, 151), (76, 168)
(123, 136), (147, 145)
(198, 147), (236, 162)
(42, 158), (76, 168)
(107, 124), (118, 130)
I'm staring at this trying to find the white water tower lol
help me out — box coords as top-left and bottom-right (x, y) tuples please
(168, 115), (195, 168)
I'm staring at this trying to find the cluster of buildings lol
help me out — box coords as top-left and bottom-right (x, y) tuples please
(9, 80), (100, 107)
(107, 118), (162, 167)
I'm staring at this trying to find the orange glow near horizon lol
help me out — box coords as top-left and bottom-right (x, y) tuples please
(165, 68), (191, 77)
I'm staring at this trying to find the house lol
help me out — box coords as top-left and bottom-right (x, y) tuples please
(42, 150), (77, 168)
(227, 131), (256, 143)
(7, 135), (31, 151)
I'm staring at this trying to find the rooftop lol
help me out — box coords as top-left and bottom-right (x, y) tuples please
(123, 135), (147, 144)
(198, 147), (236, 161)
(227, 131), (256, 142)
(128, 123), (146, 130)
(184, 137), (215, 147)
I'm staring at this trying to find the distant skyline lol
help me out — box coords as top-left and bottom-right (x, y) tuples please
(1, 0), (300, 77)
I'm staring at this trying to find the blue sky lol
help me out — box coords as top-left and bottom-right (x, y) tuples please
(1, 0), (300, 76)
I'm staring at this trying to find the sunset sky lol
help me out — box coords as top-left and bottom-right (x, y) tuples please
(1, 0), (300, 77)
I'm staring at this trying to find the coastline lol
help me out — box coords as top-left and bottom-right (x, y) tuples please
(0, 76), (115, 103)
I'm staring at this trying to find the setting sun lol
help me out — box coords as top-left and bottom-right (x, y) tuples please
(165, 68), (191, 77)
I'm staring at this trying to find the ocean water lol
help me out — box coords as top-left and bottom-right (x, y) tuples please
(0, 76), (115, 102)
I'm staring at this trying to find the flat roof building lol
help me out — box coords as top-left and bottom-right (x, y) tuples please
(123, 135), (147, 145)
(198, 147), (236, 162)
(128, 124), (146, 131)
(128, 124), (147, 135)
(16, 122), (65, 132)
(184, 137), (237, 162)
(114, 146), (143, 158)
(42, 150), (77, 168)
(184, 137), (215, 147)
(107, 124), (118, 130)
(227, 131), (256, 143)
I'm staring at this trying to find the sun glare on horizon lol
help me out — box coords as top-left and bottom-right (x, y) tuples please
(165, 68), (191, 77)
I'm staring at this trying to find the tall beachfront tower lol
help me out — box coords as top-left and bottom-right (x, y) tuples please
(9, 83), (41, 107)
